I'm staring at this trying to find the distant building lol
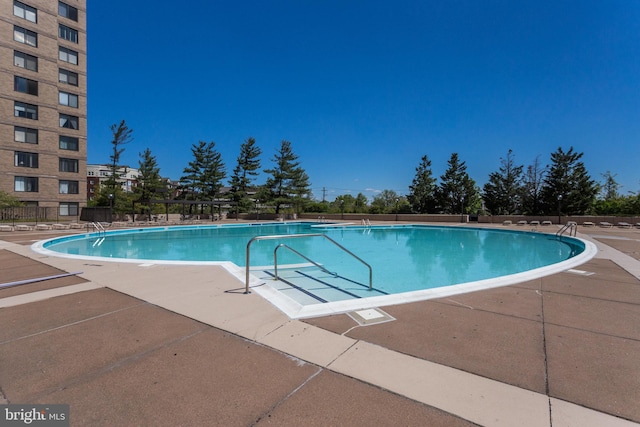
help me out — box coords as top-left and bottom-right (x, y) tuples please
(0, 1), (87, 217)
(86, 164), (139, 200)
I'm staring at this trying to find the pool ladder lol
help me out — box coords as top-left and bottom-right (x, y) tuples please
(244, 233), (372, 294)
(89, 221), (107, 236)
(556, 221), (577, 237)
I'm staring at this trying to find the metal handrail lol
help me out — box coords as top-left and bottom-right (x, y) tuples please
(556, 221), (577, 237)
(89, 222), (105, 236)
(245, 233), (373, 294)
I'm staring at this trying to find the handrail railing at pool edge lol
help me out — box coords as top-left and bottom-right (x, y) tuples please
(245, 233), (373, 294)
(556, 221), (577, 238)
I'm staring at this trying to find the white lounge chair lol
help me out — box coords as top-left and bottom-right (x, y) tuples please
(599, 222), (613, 228)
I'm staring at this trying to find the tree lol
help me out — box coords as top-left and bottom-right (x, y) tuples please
(0, 190), (22, 208)
(521, 156), (546, 215)
(407, 155), (437, 213)
(180, 141), (226, 213)
(369, 190), (404, 214)
(104, 120), (133, 192)
(600, 171), (620, 200)
(540, 147), (597, 215)
(229, 137), (262, 212)
(263, 140), (311, 214)
(482, 149), (524, 215)
(134, 148), (164, 220)
(437, 153), (478, 214)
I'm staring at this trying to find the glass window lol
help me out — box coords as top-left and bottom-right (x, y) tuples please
(14, 51), (37, 71)
(59, 47), (78, 65)
(59, 180), (79, 194)
(59, 91), (78, 108)
(59, 158), (78, 173)
(58, 24), (78, 43)
(14, 176), (38, 192)
(59, 69), (78, 86)
(59, 113), (78, 129)
(14, 76), (38, 95)
(14, 151), (38, 168)
(59, 135), (78, 150)
(14, 1), (36, 22)
(15, 101), (38, 120)
(14, 26), (37, 47)
(58, 2), (78, 21)
(59, 202), (79, 216)
(15, 126), (38, 144)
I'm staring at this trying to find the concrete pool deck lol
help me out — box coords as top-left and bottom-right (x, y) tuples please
(0, 222), (638, 426)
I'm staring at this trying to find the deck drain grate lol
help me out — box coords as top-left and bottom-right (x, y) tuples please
(348, 308), (395, 326)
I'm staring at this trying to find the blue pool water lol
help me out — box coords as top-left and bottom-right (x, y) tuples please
(37, 222), (590, 298)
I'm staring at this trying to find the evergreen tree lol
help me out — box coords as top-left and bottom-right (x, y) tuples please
(437, 153), (478, 214)
(180, 141), (226, 213)
(482, 149), (524, 215)
(600, 171), (620, 200)
(229, 137), (262, 212)
(105, 120), (133, 192)
(407, 155), (437, 213)
(521, 156), (546, 215)
(135, 148), (163, 220)
(354, 193), (369, 213)
(540, 147), (597, 215)
(263, 141), (311, 214)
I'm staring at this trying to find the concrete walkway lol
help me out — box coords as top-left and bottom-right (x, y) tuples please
(0, 224), (638, 426)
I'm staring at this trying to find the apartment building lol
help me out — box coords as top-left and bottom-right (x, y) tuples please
(0, 0), (87, 217)
(86, 164), (140, 201)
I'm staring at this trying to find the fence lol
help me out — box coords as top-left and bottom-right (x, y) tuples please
(0, 206), (80, 226)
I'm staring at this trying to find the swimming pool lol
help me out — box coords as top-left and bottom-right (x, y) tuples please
(34, 222), (597, 318)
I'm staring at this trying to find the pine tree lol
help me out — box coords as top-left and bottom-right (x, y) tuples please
(540, 147), (597, 215)
(229, 138), (262, 212)
(105, 120), (133, 192)
(180, 141), (226, 213)
(135, 148), (163, 220)
(521, 156), (546, 215)
(263, 141), (311, 214)
(482, 149), (524, 215)
(437, 153), (478, 214)
(407, 155), (437, 213)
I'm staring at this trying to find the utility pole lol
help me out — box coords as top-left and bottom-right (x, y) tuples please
(322, 187), (327, 202)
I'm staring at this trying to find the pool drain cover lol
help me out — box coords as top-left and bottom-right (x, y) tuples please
(348, 308), (395, 326)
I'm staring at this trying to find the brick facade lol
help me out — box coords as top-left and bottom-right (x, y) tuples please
(0, 0), (87, 213)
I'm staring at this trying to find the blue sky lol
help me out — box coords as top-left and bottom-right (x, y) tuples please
(87, 1), (640, 201)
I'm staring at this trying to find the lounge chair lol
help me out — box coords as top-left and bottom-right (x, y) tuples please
(0, 225), (13, 232)
(541, 221), (552, 226)
(582, 221), (595, 227)
(517, 220), (527, 226)
(14, 224), (32, 231)
(530, 220), (540, 226)
(617, 222), (632, 228)
(35, 224), (51, 230)
(599, 222), (613, 228)
(502, 220), (512, 225)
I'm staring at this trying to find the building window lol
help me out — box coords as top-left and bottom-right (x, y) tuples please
(14, 76), (38, 95)
(14, 26), (37, 47)
(59, 91), (78, 108)
(14, 1), (36, 23)
(59, 158), (78, 173)
(15, 101), (38, 120)
(58, 2), (78, 21)
(14, 176), (38, 192)
(59, 202), (79, 216)
(59, 135), (78, 150)
(59, 180), (79, 194)
(59, 69), (78, 86)
(58, 24), (78, 43)
(14, 151), (38, 168)
(14, 51), (38, 71)
(15, 126), (38, 144)
(59, 47), (78, 65)
(59, 113), (78, 129)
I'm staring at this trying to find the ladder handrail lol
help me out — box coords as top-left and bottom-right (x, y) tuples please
(556, 221), (577, 237)
(245, 233), (372, 294)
